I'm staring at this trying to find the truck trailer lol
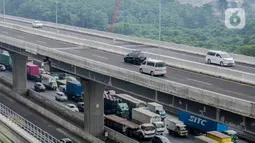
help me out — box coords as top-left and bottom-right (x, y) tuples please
(65, 80), (82, 102)
(165, 115), (188, 137)
(132, 108), (165, 135)
(104, 91), (130, 119)
(206, 131), (232, 143)
(27, 64), (41, 82)
(0, 52), (12, 71)
(195, 136), (218, 143)
(104, 114), (156, 140)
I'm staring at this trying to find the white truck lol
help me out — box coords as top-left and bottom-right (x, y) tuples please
(41, 74), (58, 90)
(132, 108), (165, 135)
(147, 102), (166, 120)
(165, 115), (188, 137)
(194, 136), (218, 143)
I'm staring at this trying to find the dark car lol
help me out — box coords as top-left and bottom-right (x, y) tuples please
(152, 135), (171, 143)
(124, 50), (146, 65)
(34, 82), (46, 92)
(77, 102), (84, 112)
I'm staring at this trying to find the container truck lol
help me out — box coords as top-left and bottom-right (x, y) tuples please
(178, 110), (238, 141)
(41, 74), (58, 90)
(165, 115), (188, 137)
(104, 91), (130, 119)
(147, 102), (166, 120)
(104, 114), (156, 140)
(65, 80), (82, 102)
(206, 131), (232, 143)
(0, 52), (12, 71)
(195, 136), (218, 143)
(27, 64), (41, 82)
(112, 93), (146, 119)
(132, 108), (165, 135)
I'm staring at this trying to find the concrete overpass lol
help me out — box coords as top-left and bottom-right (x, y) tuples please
(0, 15), (255, 138)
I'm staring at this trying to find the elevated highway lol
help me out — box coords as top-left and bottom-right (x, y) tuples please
(0, 16), (255, 138)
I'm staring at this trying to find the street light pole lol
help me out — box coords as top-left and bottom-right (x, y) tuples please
(3, 0), (5, 21)
(55, 1), (58, 32)
(158, 0), (161, 47)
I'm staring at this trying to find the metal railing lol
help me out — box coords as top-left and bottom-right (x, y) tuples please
(0, 103), (62, 143)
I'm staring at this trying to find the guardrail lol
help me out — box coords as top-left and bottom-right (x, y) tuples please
(0, 32), (254, 119)
(1, 14), (254, 66)
(1, 21), (255, 86)
(0, 103), (62, 143)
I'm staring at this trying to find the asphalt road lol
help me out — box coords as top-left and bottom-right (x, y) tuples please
(0, 92), (86, 143)
(0, 71), (249, 143)
(1, 17), (255, 74)
(0, 26), (77, 48)
(59, 47), (255, 102)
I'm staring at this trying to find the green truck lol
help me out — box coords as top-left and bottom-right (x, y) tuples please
(0, 53), (12, 71)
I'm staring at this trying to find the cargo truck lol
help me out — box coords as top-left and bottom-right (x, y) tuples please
(65, 80), (82, 102)
(104, 114), (156, 140)
(165, 115), (188, 137)
(195, 136), (218, 143)
(27, 64), (41, 82)
(178, 110), (238, 141)
(206, 131), (232, 143)
(112, 94), (146, 119)
(147, 102), (166, 120)
(41, 74), (58, 90)
(0, 52), (12, 71)
(132, 108), (165, 135)
(104, 91), (130, 119)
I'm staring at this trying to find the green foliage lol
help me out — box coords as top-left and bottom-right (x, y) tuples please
(1, 0), (254, 56)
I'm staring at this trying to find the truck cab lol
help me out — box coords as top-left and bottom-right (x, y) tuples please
(165, 117), (188, 137)
(222, 130), (238, 143)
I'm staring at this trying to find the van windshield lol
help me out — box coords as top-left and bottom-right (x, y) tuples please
(155, 62), (165, 67)
(220, 53), (231, 58)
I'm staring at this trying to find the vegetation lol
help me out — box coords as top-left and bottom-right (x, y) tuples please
(1, 0), (255, 56)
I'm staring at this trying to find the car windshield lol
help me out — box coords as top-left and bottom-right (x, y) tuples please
(159, 110), (166, 115)
(179, 126), (187, 131)
(155, 62), (165, 67)
(220, 53), (231, 58)
(141, 125), (155, 131)
(155, 123), (165, 128)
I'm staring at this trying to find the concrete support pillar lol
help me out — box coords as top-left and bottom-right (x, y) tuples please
(80, 79), (105, 137)
(10, 53), (27, 95)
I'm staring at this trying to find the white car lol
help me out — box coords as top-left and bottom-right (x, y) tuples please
(0, 64), (6, 71)
(205, 50), (235, 67)
(66, 104), (79, 112)
(139, 59), (167, 76)
(32, 21), (43, 28)
(55, 91), (68, 101)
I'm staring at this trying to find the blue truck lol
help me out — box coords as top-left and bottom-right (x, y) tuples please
(65, 80), (83, 102)
(178, 110), (238, 142)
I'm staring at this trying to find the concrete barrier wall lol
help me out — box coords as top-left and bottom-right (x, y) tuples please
(0, 34), (255, 119)
(1, 22), (255, 86)
(1, 14), (254, 66)
(0, 114), (41, 143)
(104, 127), (139, 143)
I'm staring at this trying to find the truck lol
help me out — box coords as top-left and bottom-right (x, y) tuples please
(178, 110), (238, 142)
(165, 115), (188, 137)
(56, 76), (77, 87)
(112, 93), (146, 119)
(0, 52), (12, 71)
(147, 102), (166, 120)
(195, 136), (218, 143)
(104, 91), (130, 119)
(132, 108), (165, 135)
(104, 114), (156, 140)
(41, 74), (58, 90)
(65, 80), (82, 102)
(27, 64), (41, 82)
(206, 131), (232, 143)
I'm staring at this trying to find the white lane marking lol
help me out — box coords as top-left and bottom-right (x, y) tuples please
(187, 78), (212, 86)
(92, 54), (108, 60)
(17, 35), (24, 38)
(3, 95), (15, 103)
(36, 40), (46, 44)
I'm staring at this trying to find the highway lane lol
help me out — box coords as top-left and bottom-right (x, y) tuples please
(59, 47), (255, 101)
(1, 17), (255, 74)
(0, 26), (77, 48)
(0, 93), (87, 143)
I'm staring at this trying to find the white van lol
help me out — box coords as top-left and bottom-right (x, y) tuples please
(139, 59), (167, 76)
(205, 50), (235, 67)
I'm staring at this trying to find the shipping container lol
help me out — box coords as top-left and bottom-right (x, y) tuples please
(27, 64), (41, 81)
(0, 53), (12, 70)
(65, 80), (82, 102)
(195, 136), (218, 143)
(206, 131), (232, 143)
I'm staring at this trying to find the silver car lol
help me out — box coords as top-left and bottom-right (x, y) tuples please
(32, 21), (43, 28)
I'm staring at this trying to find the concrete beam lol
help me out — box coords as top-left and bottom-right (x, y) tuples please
(81, 79), (105, 137)
(10, 53), (27, 95)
